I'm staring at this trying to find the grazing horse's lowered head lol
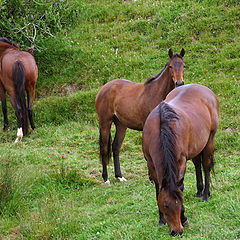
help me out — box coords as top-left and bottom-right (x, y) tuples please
(158, 178), (184, 236)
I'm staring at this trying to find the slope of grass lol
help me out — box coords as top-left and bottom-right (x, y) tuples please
(0, 0), (239, 239)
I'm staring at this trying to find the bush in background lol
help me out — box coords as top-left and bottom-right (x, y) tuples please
(0, 0), (79, 49)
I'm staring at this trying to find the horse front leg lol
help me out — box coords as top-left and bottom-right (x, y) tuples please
(112, 117), (127, 182)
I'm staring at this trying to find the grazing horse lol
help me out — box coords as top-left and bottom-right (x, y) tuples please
(142, 84), (219, 236)
(95, 48), (185, 184)
(0, 37), (38, 142)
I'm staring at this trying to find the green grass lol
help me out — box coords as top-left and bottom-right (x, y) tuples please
(0, 0), (239, 239)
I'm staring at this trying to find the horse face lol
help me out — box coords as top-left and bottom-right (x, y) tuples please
(158, 189), (183, 236)
(168, 49), (185, 87)
(169, 58), (185, 87)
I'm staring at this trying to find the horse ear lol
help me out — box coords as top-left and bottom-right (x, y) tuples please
(180, 48), (185, 57)
(168, 48), (173, 58)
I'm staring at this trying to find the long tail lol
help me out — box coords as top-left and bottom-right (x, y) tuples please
(99, 129), (112, 165)
(12, 61), (28, 136)
(159, 102), (181, 199)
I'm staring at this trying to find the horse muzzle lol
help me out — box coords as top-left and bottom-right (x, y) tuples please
(176, 81), (184, 87)
(170, 228), (183, 237)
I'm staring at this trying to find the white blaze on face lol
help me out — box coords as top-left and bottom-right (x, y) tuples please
(15, 128), (23, 142)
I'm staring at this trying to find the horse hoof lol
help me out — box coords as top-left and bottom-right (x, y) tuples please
(195, 193), (202, 199)
(117, 177), (127, 182)
(104, 180), (110, 185)
(3, 126), (9, 131)
(15, 136), (23, 143)
(15, 138), (22, 143)
(15, 128), (23, 143)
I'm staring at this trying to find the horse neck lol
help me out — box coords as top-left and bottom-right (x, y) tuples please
(145, 67), (175, 103)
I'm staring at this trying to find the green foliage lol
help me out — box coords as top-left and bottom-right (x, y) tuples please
(0, 0), (80, 48)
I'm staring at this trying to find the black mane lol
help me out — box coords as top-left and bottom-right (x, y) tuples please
(144, 64), (167, 84)
(0, 37), (18, 48)
(159, 101), (182, 201)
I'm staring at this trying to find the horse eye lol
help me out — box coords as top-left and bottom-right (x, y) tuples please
(169, 66), (172, 69)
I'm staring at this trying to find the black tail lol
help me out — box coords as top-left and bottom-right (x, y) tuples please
(99, 129), (112, 165)
(159, 102), (182, 200)
(12, 61), (28, 136)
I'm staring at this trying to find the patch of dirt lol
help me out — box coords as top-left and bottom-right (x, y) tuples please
(37, 83), (82, 98)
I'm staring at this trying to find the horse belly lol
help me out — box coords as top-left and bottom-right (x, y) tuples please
(187, 130), (210, 159)
(114, 110), (144, 130)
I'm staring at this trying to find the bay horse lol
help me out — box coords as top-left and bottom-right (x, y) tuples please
(95, 48), (185, 184)
(142, 84), (219, 236)
(0, 37), (38, 142)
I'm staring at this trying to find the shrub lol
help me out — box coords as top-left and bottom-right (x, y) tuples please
(0, 0), (79, 49)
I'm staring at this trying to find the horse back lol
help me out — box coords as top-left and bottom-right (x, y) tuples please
(166, 84), (219, 159)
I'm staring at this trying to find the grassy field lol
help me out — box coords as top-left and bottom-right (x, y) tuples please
(0, 0), (239, 239)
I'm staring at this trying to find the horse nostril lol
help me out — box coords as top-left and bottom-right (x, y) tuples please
(171, 230), (178, 236)
(180, 228), (184, 235)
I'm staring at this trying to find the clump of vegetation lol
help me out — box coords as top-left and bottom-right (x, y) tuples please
(0, 0), (80, 49)
(0, 161), (22, 215)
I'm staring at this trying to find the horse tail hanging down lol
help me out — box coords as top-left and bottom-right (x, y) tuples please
(12, 60), (29, 136)
(159, 102), (181, 199)
(99, 129), (112, 165)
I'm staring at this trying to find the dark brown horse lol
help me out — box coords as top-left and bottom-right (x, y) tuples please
(142, 84), (219, 236)
(95, 48), (185, 184)
(0, 37), (38, 142)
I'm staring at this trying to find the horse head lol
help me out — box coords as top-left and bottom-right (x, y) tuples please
(158, 179), (184, 236)
(168, 48), (185, 87)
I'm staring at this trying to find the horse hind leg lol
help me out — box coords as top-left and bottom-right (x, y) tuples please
(112, 116), (127, 182)
(192, 154), (204, 198)
(8, 96), (23, 142)
(0, 83), (8, 130)
(202, 133), (215, 201)
(26, 88), (35, 130)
